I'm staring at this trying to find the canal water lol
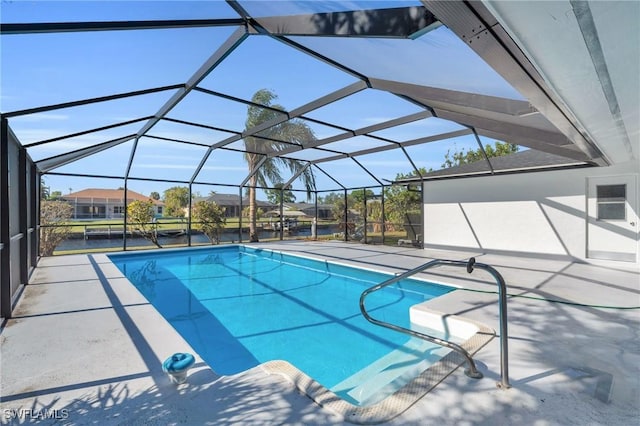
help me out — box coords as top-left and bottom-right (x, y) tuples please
(55, 225), (342, 252)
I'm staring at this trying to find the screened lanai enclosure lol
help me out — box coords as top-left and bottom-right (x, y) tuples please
(1, 0), (634, 318)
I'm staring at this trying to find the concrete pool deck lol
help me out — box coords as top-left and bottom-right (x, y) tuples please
(1, 241), (638, 425)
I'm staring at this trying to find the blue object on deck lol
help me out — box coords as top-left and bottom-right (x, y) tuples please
(163, 353), (195, 373)
(163, 353), (196, 384)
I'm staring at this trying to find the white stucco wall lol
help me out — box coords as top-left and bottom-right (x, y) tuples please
(423, 161), (639, 264)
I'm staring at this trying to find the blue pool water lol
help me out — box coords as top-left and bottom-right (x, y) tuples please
(109, 246), (453, 405)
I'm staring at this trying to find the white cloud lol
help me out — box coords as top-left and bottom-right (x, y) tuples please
(26, 139), (107, 158)
(134, 163), (246, 172)
(201, 165), (247, 172)
(137, 154), (203, 162)
(358, 160), (412, 168)
(11, 113), (69, 122)
(11, 129), (67, 144)
(135, 164), (197, 170)
(15, 127), (129, 146)
(362, 116), (395, 125)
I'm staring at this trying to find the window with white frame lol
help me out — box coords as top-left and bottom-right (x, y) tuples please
(596, 184), (626, 220)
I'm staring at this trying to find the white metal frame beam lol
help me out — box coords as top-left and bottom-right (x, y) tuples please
(421, 0), (607, 165)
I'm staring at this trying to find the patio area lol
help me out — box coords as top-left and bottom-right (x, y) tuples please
(1, 1), (638, 424)
(1, 241), (638, 425)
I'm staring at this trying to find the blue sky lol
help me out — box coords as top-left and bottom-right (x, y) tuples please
(1, 1), (520, 200)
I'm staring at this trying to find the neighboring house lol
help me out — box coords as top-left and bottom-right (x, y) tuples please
(60, 189), (164, 219)
(192, 193), (275, 218)
(399, 150), (639, 266)
(280, 202), (334, 219)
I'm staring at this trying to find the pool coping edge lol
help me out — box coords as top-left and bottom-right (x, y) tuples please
(261, 311), (495, 425)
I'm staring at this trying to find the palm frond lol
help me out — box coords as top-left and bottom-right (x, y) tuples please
(243, 90), (317, 193)
(241, 89), (319, 240)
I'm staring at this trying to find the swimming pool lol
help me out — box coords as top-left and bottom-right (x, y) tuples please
(109, 245), (461, 407)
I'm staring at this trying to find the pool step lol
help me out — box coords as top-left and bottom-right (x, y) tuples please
(330, 337), (448, 406)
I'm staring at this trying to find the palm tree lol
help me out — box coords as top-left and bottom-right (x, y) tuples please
(244, 89), (316, 242)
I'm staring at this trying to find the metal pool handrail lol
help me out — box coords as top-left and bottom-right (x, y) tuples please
(359, 257), (511, 388)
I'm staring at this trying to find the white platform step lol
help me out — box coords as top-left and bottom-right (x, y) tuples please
(330, 337), (448, 406)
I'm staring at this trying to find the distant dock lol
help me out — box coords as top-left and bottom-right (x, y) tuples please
(83, 225), (185, 239)
(84, 226), (131, 239)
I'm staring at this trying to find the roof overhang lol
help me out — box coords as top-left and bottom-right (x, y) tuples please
(422, 0), (638, 166)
